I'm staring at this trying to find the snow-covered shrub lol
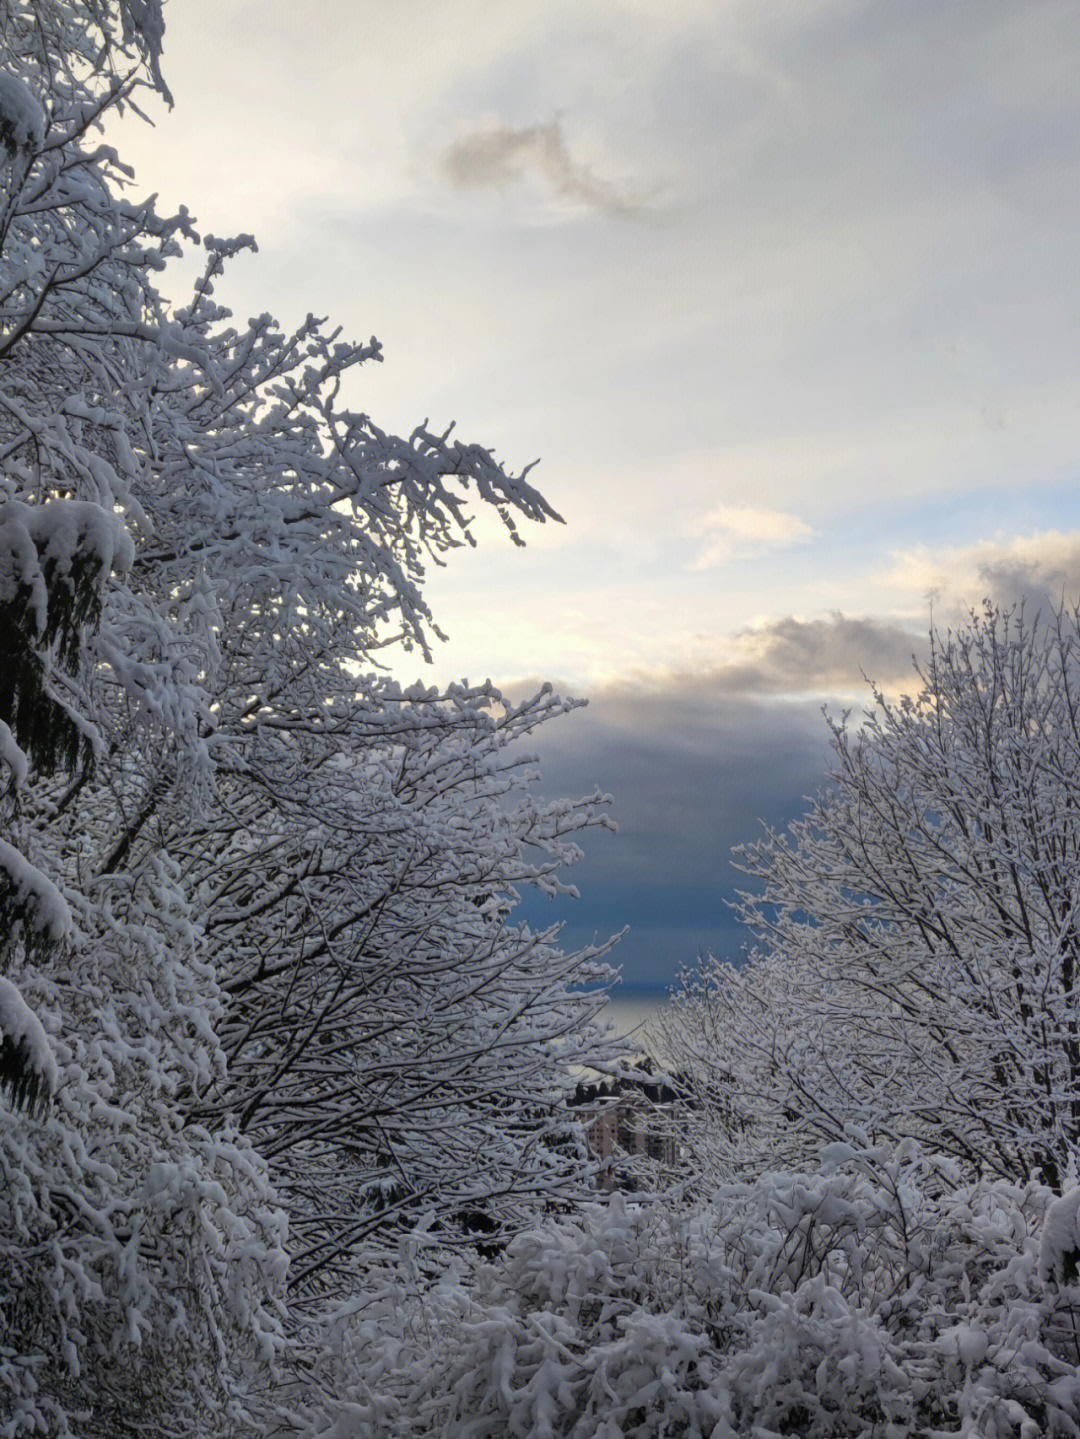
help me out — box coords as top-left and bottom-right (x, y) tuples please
(0, 852), (291, 1436)
(311, 1146), (1080, 1439)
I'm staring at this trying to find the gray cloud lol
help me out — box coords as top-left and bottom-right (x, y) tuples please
(515, 611), (934, 983)
(533, 611), (929, 884)
(582, 612), (925, 708)
(717, 613), (925, 696)
(977, 543), (1080, 617)
(438, 118), (652, 216)
(890, 532), (1080, 628)
(522, 677), (831, 983)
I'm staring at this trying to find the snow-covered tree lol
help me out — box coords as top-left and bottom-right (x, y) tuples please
(0, 2), (619, 1430)
(659, 604), (1080, 1190)
(173, 680), (616, 1305)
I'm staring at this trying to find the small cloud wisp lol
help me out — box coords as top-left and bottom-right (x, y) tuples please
(692, 503), (815, 569)
(439, 117), (652, 217)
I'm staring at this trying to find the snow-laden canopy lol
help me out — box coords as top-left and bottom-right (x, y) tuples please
(0, 3), (621, 1431)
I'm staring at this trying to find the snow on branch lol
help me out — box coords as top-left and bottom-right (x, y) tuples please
(0, 837), (72, 958)
(0, 975), (57, 1114)
(0, 71), (45, 156)
(1040, 1186), (1080, 1285)
(0, 498), (132, 776)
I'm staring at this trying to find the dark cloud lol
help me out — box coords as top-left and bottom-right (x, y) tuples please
(512, 611), (935, 985)
(438, 118), (652, 217)
(975, 538), (1080, 616)
(520, 581), (1080, 985)
(718, 612), (925, 695)
(516, 677), (834, 986)
(589, 613), (925, 705)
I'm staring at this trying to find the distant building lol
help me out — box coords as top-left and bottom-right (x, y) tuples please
(570, 1058), (683, 1189)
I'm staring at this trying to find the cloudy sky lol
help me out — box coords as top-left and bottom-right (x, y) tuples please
(120, 0), (1080, 984)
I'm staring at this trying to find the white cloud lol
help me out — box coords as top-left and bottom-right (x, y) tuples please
(692, 503), (815, 567)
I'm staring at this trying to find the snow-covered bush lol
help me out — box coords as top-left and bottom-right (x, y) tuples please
(314, 1146), (1080, 1439)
